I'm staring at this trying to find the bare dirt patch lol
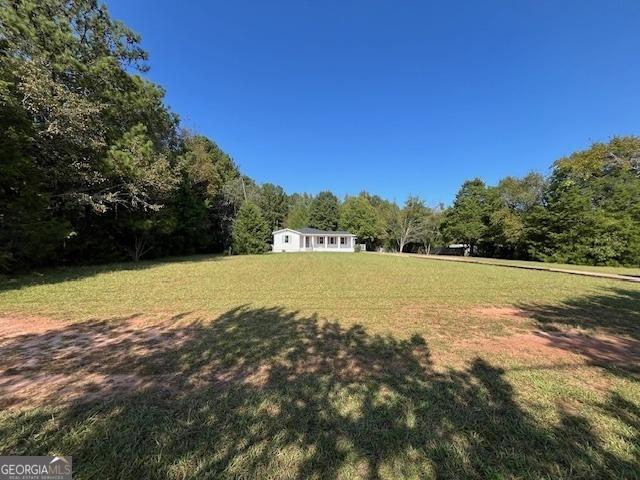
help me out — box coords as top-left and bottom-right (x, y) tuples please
(0, 372), (179, 410)
(0, 314), (69, 337)
(458, 332), (575, 361)
(0, 312), (436, 410)
(534, 330), (640, 367)
(0, 314), (198, 409)
(467, 304), (640, 373)
(458, 328), (640, 377)
(469, 306), (532, 319)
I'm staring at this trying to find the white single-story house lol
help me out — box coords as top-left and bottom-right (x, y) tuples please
(272, 228), (357, 252)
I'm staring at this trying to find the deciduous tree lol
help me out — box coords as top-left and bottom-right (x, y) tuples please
(387, 197), (425, 253)
(339, 194), (381, 245)
(441, 179), (499, 255)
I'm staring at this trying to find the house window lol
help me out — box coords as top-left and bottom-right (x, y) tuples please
(284, 235), (289, 244)
(317, 236), (324, 245)
(340, 237), (345, 245)
(329, 237), (336, 245)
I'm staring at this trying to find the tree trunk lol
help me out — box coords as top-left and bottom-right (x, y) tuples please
(131, 235), (152, 262)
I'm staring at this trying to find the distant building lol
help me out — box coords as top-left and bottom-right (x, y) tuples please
(272, 228), (357, 252)
(448, 243), (471, 256)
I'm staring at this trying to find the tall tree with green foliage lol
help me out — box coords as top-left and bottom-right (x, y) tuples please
(0, 87), (69, 269)
(168, 132), (241, 254)
(497, 173), (546, 213)
(526, 137), (640, 265)
(339, 194), (381, 245)
(0, 0), (180, 269)
(414, 204), (444, 254)
(179, 133), (239, 198)
(285, 194), (312, 229)
(362, 193), (398, 250)
(232, 202), (270, 254)
(487, 172), (546, 258)
(441, 179), (499, 255)
(386, 196), (426, 253)
(309, 191), (340, 230)
(258, 183), (289, 231)
(0, 0), (176, 210)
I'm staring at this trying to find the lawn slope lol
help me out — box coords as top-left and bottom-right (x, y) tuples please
(1, 253), (639, 479)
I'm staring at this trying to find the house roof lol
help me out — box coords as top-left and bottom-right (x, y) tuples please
(297, 227), (354, 235)
(272, 227), (356, 236)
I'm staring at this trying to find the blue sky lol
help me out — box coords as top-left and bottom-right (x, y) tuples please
(105, 0), (640, 205)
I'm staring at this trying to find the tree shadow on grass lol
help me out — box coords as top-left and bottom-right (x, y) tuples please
(0, 306), (638, 479)
(516, 286), (640, 380)
(519, 286), (640, 337)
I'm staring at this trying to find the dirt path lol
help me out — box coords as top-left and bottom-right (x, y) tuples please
(375, 252), (640, 283)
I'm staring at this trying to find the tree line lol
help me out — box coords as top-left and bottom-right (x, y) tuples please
(1, 1), (638, 271)
(441, 136), (640, 266)
(232, 189), (445, 255)
(0, 0), (246, 270)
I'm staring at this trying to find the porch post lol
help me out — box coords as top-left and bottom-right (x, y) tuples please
(324, 235), (328, 248)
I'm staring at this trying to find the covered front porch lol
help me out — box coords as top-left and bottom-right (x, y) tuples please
(298, 234), (355, 252)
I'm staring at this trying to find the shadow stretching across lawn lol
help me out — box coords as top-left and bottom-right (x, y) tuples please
(519, 286), (640, 337)
(514, 286), (640, 381)
(0, 306), (638, 479)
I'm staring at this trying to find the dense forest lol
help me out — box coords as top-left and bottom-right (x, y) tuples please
(1, 1), (639, 272)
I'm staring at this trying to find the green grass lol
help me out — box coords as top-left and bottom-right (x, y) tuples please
(1, 253), (639, 479)
(425, 254), (640, 277)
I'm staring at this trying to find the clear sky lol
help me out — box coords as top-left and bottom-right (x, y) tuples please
(105, 0), (640, 205)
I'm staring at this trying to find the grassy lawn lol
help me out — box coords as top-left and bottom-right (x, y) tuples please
(402, 253), (640, 278)
(425, 254), (640, 277)
(1, 253), (639, 479)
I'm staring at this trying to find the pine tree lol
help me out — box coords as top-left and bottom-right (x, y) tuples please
(257, 183), (289, 231)
(286, 195), (312, 229)
(232, 202), (270, 254)
(309, 191), (340, 230)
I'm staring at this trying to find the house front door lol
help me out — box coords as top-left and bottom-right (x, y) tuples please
(305, 236), (310, 248)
